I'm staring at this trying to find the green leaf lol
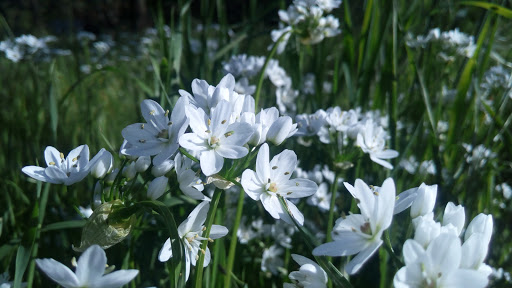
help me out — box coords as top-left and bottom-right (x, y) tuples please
(14, 245), (31, 288)
(460, 1), (512, 18)
(41, 220), (86, 232)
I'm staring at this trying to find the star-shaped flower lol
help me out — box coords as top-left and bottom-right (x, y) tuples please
(158, 201), (228, 282)
(22, 145), (105, 185)
(121, 98), (189, 166)
(313, 178), (395, 274)
(241, 143), (317, 225)
(36, 245), (138, 288)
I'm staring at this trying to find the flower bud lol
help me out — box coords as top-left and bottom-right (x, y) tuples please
(151, 159), (175, 177)
(104, 168), (119, 185)
(266, 116), (297, 146)
(122, 162), (136, 179)
(413, 217), (440, 248)
(135, 156), (151, 173)
(465, 213), (493, 243)
(73, 200), (135, 252)
(147, 176), (168, 200)
(443, 202), (465, 236)
(90, 149), (113, 179)
(410, 183), (437, 219)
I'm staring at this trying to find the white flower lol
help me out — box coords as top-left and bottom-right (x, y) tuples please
(393, 235), (489, 288)
(241, 143), (318, 225)
(147, 176), (168, 200)
(284, 254), (327, 288)
(410, 184), (437, 219)
(89, 149), (113, 179)
(135, 156), (151, 173)
(261, 245), (284, 275)
(151, 158), (175, 177)
(179, 100), (253, 176)
(22, 145), (104, 185)
(313, 178), (395, 274)
(442, 202), (465, 236)
(175, 153), (208, 201)
(121, 98), (189, 166)
(306, 182), (332, 212)
(295, 110), (327, 136)
(356, 120), (399, 169)
(158, 202), (228, 282)
(36, 245), (138, 288)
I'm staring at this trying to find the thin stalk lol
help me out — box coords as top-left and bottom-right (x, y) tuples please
(254, 30), (291, 109)
(194, 188), (222, 288)
(224, 188), (246, 288)
(326, 174), (340, 243)
(25, 183), (51, 287)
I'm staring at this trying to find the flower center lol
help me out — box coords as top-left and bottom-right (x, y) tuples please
(268, 182), (278, 193)
(157, 128), (169, 140)
(210, 136), (219, 147)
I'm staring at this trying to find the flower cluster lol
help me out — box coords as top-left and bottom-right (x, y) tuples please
(295, 107), (399, 169)
(0, 34), (70, 63)
(271, 0), (342, 53)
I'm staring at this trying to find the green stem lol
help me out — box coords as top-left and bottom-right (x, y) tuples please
(254, 30), (291, 109)
(194, 189), (222, 288)
(25, 183), (51, 287)
(224, 188), (246, 288)
(326, 174), (340, 243)
(179, 147), (199, 163)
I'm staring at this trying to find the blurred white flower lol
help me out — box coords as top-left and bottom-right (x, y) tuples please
(356, 120), (399, 169)
(261, 245), (284, 275)
(36, 245), (138, 288)
(175, 153), (207, 201)
(89, 149), (113, 179)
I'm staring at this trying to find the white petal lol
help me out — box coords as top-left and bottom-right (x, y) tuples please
(22, 166), (59, 183)
(36, 258), (80, 288)
(209, 225), (228, 239)
(440, 269), (489, 288)
(241, 169), (264, 200)
(89, 270), (139, 288)
(158, 238), (173, 262)
(185, 105), (209, 139)
(199, 150), (224, 176)
(284, 199), (304, 225)
(44, 146), (62, 167)
(280, 179), (318, 198)
(180, 201), (209, 236)
(179, 133), (208, 152)
(210, 100), (232, 135)
(371, 178), (395, 234)
(427, 233), (461, 277)
(369, 154), (394, 169)
(44, 166), (67, 184)
(345, 239), (383, 275)
(270, 149), (297, 183)
(141, 99), (167, 131)
(393, 187), (418, 215)
(402, 239), (425, 265)
(260, 194), (282, 220)
(256, 144), (270, 184)
(313, 232), (370, 257)
(221, 122), (254, 146)
(75, 245), (107, 284)
(216, 145), (248, 159)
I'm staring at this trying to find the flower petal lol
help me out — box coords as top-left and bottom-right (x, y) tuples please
(75, 245), (107, 284)
(256, 144), (270, 185)
(89, 270), (139, 288)
(345, 239), (382, 275)
(36, 258), (80, 288)
(158, 238), (173, 262)
(22, 166), (59, 183)
(199, 150), (224, 176)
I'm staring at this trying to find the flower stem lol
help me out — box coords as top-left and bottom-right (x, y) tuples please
(326, 174), (340, 243)
(224, 188), (245, 288)
(194, 188), (222, 288)
(254, 30), (290, 109)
